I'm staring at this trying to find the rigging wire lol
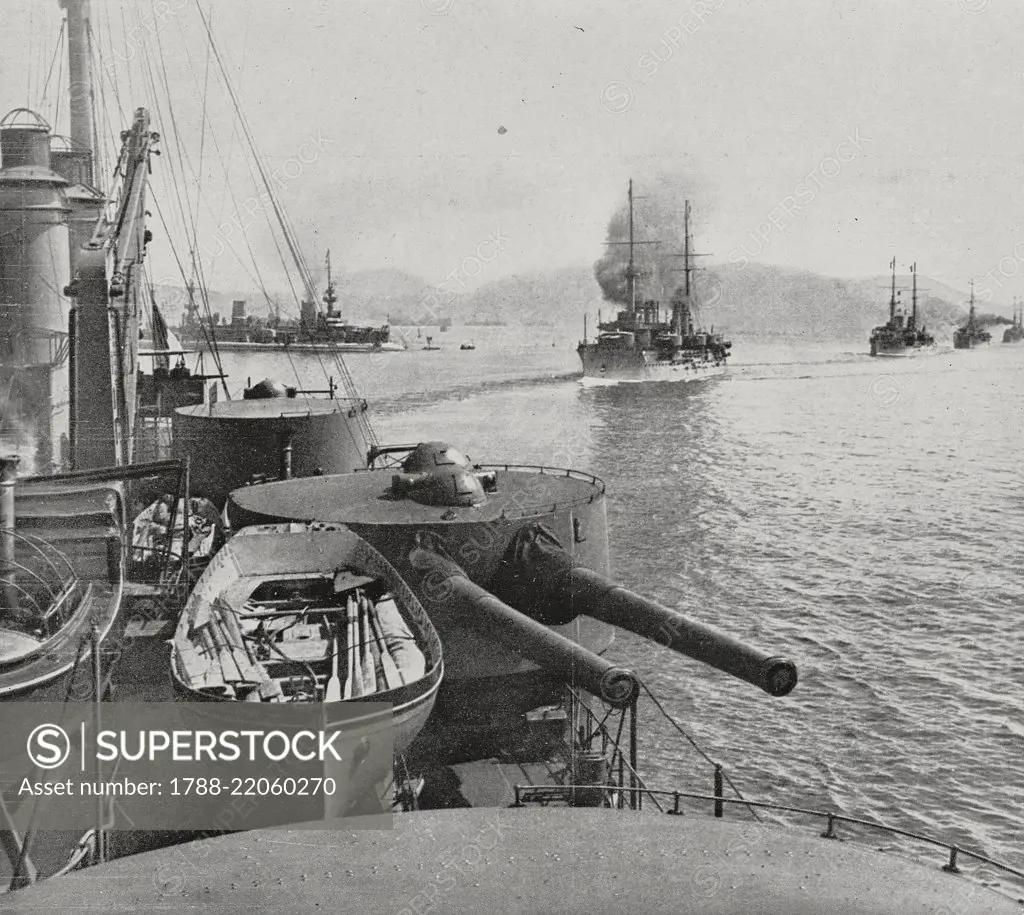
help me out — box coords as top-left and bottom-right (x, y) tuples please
(38, 18), (67, 121)
(168, 3), (293, 377)
(52, 22), (66, 133)
(640, 682), (762, 822)
(190, 0), (376, 446)
(119, 3), (135, 103)
(26, 3), (34, 105)
(135, 7), (229, 397)
(148, 1), (239, 395)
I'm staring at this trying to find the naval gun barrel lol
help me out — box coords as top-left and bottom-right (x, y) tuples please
(410, 542), (639, 708)
(566, 566), (796, 697)
(495, 525), (797, 698)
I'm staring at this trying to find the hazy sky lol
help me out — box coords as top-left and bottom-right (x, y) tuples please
(2, 0), (1023, 302)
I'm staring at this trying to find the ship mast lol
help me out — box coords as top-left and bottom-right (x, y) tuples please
(323, 250), (338, 317)
(627, 179), (636, 317)
(889, 257), (897, 323)
(684, 200), (692, 298)
(62, 0), (96, 184)
(666, 199), (711, 336)
(911, 262), (917, 330)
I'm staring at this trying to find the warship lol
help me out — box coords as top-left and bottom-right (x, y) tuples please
(190, 299), (276, 347)
(1003, 299), (1024, 343)
(953, 281), (992, 350)
(869, 260), (936, 357)
(190, 257), (403, 354)
(281, 252), (396, 351)
(577, 181), (731, 384)
(1, 3), (1022, 912)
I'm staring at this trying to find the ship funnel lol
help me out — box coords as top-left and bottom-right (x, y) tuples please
(0, 109), (53, 169)
(409, 534), (640, 708)
(0, 455), (20, 613)
(48, 136), (94, 187)
(0, 108), (71, 473)
(493, 524), (798, 697)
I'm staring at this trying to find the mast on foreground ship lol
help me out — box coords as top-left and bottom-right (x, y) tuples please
(869, 259), (935, 357)
(578, 181), (731, 383)
(953, 280), (992, 350)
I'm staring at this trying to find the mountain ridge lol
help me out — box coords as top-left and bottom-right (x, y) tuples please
(157, 263), (1013, 339)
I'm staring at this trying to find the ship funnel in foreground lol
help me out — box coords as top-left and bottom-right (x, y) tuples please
(494, 524), (798, 697)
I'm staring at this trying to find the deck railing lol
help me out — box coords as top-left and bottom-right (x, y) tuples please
(512, 782), (1024, 889)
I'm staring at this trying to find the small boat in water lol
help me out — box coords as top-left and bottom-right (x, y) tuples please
(170, 523), (443, 818)
(422, 336), (441, 351)
(459, 342), (476, 351)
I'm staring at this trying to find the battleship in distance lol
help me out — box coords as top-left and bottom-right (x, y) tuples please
(577, 181), (732, 384)
(868, 260), (935, 357)
(0, 3), (1022, 911)
(953, 281), (993, 350)
(187, 253), (403, 354)
(1002, 298), (1023, 343)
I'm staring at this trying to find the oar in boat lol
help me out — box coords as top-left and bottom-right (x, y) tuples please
(208, 613), (247, 684)
(357, 595), (376, 695)
(216, 601), (282, 701)
(344, 594), (358, 699)
(325, 626), (342, 703)
(367, 604), (404, 690)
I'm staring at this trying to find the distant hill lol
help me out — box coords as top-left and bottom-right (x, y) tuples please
(458, 268), (600, 326)
(330, 269), (441, 325)
(704, 265), (972, 338)
(459, 263), (1009, 339)
(158, 263), (1013, 340)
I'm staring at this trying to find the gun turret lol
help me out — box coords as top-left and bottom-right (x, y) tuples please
(409, 536), (640, 708)
(494, 525), (798, 698)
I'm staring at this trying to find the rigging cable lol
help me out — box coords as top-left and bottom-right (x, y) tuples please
(136, 11), (230, 397)
(640, 682), (762, 822)
(191, 0), (376, 446)
(38, 18), (67, 122)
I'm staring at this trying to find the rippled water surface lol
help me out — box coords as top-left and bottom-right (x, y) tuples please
(218, 329), (1023, 874)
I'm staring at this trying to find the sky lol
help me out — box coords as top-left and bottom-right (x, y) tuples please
(2, 0), (1023, 303)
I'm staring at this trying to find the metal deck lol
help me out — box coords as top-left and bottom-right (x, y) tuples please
(0, 808), (1018, 913)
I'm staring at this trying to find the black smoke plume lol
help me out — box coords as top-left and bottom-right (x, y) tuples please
(594, 171), (715, 307)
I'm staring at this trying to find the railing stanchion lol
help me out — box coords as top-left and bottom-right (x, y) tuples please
(669, 791), (682, 816)
(630, 697), (639, 812)
(713, 765), (723, 818)
(943, 846), (960, 874)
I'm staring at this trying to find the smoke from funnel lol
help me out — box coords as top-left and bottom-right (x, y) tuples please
(594, 171), (716, 307)
(0, 420), (37, 476)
